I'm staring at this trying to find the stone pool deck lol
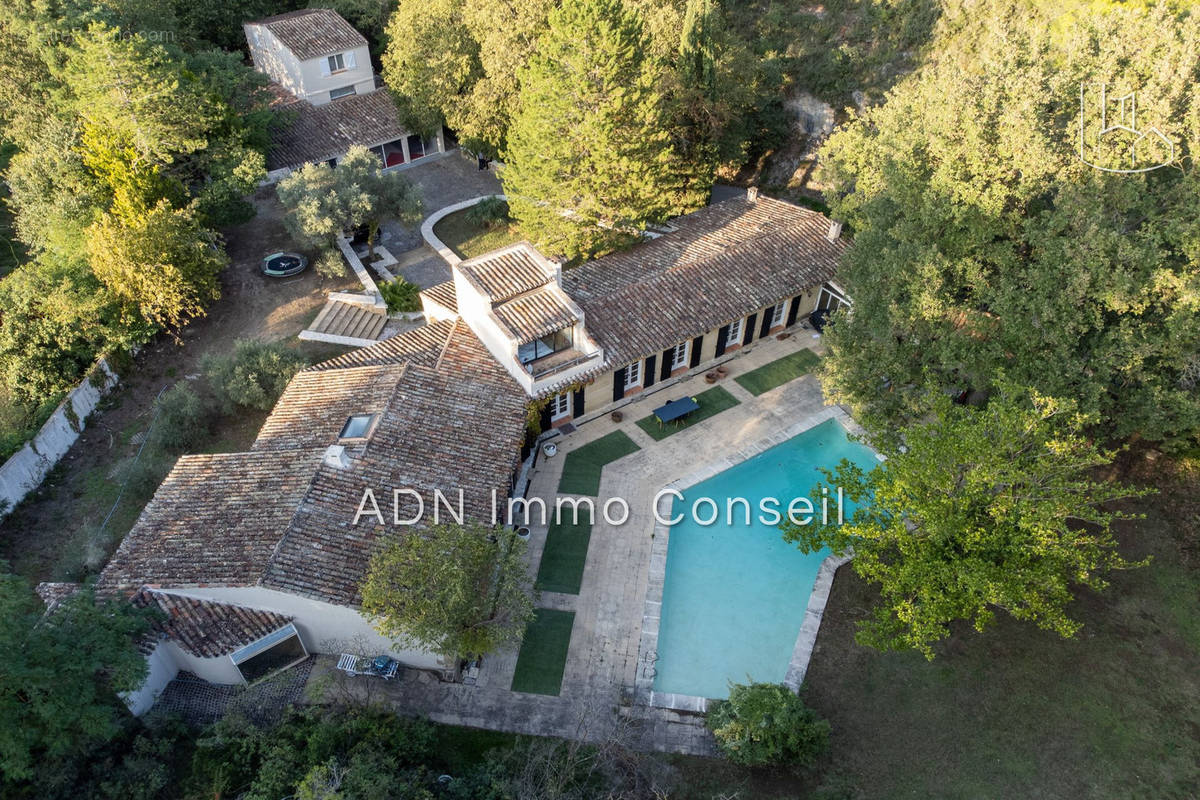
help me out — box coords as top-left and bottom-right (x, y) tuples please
(304, 329), (853, 755)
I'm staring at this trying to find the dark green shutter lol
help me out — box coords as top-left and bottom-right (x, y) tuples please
(689, 336), (702, 368)
(660, 348), (672, 380)
(572, 387), (585, 418)
(644, 355), (657, 387)
(715, 325), (729, 357)
(759, 308), (773, 338)
(612, 367), (626, 401)
(786, 296), (802, 327)
(743, 313), (757, 345)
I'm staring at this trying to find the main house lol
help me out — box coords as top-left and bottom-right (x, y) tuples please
(42, 191), (848, 713)
(246, 9), (447, 181)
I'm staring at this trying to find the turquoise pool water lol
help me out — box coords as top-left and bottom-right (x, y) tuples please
(652, 418), (879, 700)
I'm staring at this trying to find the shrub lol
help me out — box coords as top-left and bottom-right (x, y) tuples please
(379, 279), (421, 313)
(202, 340), (309, 412)
(464, 196), (510, 230)
(152, 382), (214, 452)
(314, 249), (346, 279)
(706, 682), (830, 767)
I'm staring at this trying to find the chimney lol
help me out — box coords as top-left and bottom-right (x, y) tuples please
(827, 220), (843, 241)
(746, 186), (759, 202)
(323, 444), (352, 470)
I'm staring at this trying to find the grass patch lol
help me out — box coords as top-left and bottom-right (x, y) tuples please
(511, 608), (575, 696)
(557, 430), (639, 495)
(433, 207), (523, 260)
(634, 385), (740, 441)
(734, 349), (821, 396)
(798, 450), (1200, 797)
(535, 516), (592, 594)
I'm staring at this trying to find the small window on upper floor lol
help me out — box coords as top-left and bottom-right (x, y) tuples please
(329, 85), (356, 101)
(339, 414), (376, 440)
(327, 53), (346, 73)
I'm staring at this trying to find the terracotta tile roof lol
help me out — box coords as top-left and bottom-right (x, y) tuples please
(96, 450), (324, 593)
(267, 90), (409, 171)
(262, 323), (527, 604)
(99, 322), (525, 607)
(254, 363), (410, 452)
(134, 589), (293, 658)
(562, 195), (845, 365)
(492, 286), (579, 344)
(420, 281), (457, 314)
(248, 9), (366, 61)
(458, 244), (553, 303)
(308, 318), (456, 372)
(35, 581), (80, 612)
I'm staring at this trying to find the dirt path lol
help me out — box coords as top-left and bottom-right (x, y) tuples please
(0, 188), (356, 583)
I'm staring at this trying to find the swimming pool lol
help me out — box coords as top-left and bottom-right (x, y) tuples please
(652, 418), (878, 700)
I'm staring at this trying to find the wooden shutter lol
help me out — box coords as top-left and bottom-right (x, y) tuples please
(644, 355), (657, 388)
(660, 348), (672, 380)
(573, 387), (585, 418)
(689, 336), (703, 368)
(786, 296), (802, 327)
(759, 309), (773, 338)
(320, 57), (331, 76)
(612, 368), (626, 402)
(538, 402), (552, 432)
(345, 51), (357, 69)
(715, 325), (729, 357)
(743, 313), (757, 345)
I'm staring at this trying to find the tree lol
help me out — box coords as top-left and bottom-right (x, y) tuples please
(201, 339), (310, 413)
(706, 682), (830, 767)
(0, 256), (146, 403)
(360, 522), (535, 660)
(502, 0), (691, 260)
(0, 573), (151, 784)
(334, 146), (424, 258)
(276, 146), (423, 257)
(782, 390), (1149, 658)
(817, 0), (1200, 448)
(86, 201), (226, 332)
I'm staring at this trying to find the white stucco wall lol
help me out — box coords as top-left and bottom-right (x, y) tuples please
(245, 24), (373, 105)
(123, 642), (178, 716)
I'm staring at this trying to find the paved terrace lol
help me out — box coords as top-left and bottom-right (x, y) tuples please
(304, 329), (845, 755)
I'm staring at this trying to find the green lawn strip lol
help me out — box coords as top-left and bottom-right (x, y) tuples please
(734, 349), (821, 396)
(510, 608), (575, 695)
(635, 385), (740, 441)
(556, 430), (639, 495)
(432, 209), (523, 260)
(535, 516), (593, 594)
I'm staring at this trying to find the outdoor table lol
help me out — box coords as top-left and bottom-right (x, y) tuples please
(652, 397), (700, 424)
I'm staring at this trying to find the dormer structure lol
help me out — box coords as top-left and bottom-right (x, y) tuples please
(451, 243), (605, 396)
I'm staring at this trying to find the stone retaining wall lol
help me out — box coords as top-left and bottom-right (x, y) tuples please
(0, 359), (119, 517)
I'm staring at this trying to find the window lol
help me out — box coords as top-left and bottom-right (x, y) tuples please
(329, 85), (356, 101)
(670, 341), (690, 371)
(230, 624), (308, 684)
(339, 414), (376, 440)
(624, 360), (642, 390)
(327, 53), (346, 73)
(727, 316), (744, 344)
(550, 392), (571, 420)
(769, 300), (787, 328)
(518, 328), (574, 365)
